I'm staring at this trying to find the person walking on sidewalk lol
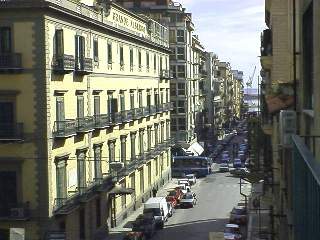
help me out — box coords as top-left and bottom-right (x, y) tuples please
(152, 187), (158, 197)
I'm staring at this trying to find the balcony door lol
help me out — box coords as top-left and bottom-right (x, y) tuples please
(0, 101), (14, 138)
(0, 27), (11, 53)
(0, 171), (17, 217)
(75, 35), (85, 69)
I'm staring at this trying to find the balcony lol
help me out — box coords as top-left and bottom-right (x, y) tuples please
(260, 29), (272, 70)
(150, 105), (157, 115)
(94, 114), (112, 129)
(75, 57), (93, 75)
(142, 106), (150, 116)
(133, 108), (144, 119)
(77, 116), (95, 132)
(0, 123), (23, 142)
(120, 110), (134, 123)
(156, 104), (164, 113)
(0, 202), (30, 220)
(117, 160), (137, 178)
(52, 54), (75, 73)
(0, 53), (23, 73)
(53, 120), (77, 138)
(291, 135), (320, 239)
(160, 69), (173, 80)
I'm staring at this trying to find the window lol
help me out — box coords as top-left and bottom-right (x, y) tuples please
(177, 47), (185, 60)
(138, 91), (143, 108)
(160, 56), (163, 72)
(178, 118), (186, 130)
(171, 118), (177, 131)
(130, 91), (135, 109)
(169, 30), (175, 42)
(177, 83), (186, 95)
(0, 27), (11, 53)
(139, 130), (144, 156)
(139, 170), (144, 193)
(138, 50), (142, 69)
(154, 124), (158, 146)
(93, 39), (99, 62)
(55, 29), (64, 56)
(77, 151), (87, 193)
(119, 93), (125, 111)
(160, 123), (164, 143)
(154, 92), (159, 107)
(120, 45), (124, 67)
(160, 91), (164, 104)
(178, 100), (185, 113)
(108, 141), (116, 162)
(166, 121), (170, 140)
(169, 47), (176, 61)
(177, 65), (185, 78)
(107, 42), (112, 64)
(130, 133), (136, 160)
(147, 93), (151, 107)
(155, 158), (159, 176)
(77, 95), (84, 119)
(130, 48), (133, 71)
(94, 146), (102, 180)
(0, 101), (15, 138)
(120, 180), (126, 207)
(170, 83), (176, 96)
(56, 96), (65, 121)
(154, 54), (157, 71)
(107, 94), (118, 115)
(147, 163), (151, 185)
(170, 65), (176, 78)
(94, 95), (100, 116)
(147, 127), (152, 151)
(0, 171), (17, 217)
(146, 52), (150, 70)
(177, 30), (185, 42)
(75, 35), (85, 67)
(120, 136), (127, 163)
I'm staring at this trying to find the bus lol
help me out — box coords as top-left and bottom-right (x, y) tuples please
(171, 156), (212, 178)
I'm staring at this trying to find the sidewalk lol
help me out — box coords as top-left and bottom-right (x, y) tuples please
(108, 179), (179, 240)
(247, 185), (272, 240)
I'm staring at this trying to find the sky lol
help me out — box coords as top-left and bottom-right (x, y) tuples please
(179, 0), (265, 88)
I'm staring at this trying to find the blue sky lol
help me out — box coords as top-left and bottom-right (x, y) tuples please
(180, 0), (265, 88)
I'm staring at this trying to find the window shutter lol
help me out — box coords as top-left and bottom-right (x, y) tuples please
(111, 98), (118, 113)
(77, 95), (84, 118)
(94, 96), (100, 116)
(56, 97), (65, 121)
(55, 29), (64, 56)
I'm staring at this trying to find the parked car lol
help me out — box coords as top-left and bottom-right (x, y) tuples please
(224, 224), (242, 240)
(233, 158), (242, 168)
(130, 213), (157, 239)
(221, 154), (230, 163)
(229, 167), (249, 177)
(166, 188), (183, 207)
(179, 192), (197, 208)
(178, 179), (191, 188)
(177, 184), (190, 194)
(219, 163), (229, 172)
(186, 174), (197, 185)
(229, 206), (247, 224)
(143, 197), (170, 229)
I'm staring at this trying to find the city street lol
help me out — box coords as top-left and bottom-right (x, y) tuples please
(152, 171), (249, 240)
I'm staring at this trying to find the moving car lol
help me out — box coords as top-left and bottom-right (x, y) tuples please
(131, 213), (157, 239)
(179, 192), (197, 208)
(186, 174), (197, 185)
(219, 163), (229, 172)
(229, 206), (247, 224)
(143, 197), (170, 229)
(224, 224), (242, 240)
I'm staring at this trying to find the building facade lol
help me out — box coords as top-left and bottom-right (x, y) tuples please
(0, 0), (172, 239)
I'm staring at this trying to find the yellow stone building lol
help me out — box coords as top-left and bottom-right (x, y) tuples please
(0, 0), (172, 239)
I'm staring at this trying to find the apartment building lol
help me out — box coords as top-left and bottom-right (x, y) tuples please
(0, 0), (172, 239)
(231, 70), (244, 119)
(260, 0), (320, 239)
(113, 0), (203, 147)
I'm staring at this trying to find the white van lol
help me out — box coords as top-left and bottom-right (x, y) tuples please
(143, 197), (169, 229)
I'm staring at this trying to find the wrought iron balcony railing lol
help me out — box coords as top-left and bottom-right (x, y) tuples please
(75, 57), (93, 74)
(53, 120), (77, 138)
(94, 114), (112, 129)
(0, 123), (23, 141)
(0, 53), (22, 72)
(52, 54), (75, 73)
(133, 107), (144, 119)
(77, 116), (95, 132)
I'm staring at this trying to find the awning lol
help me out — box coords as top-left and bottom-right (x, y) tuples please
(187, 142), (204, 156)
(266, 95), (294, 114)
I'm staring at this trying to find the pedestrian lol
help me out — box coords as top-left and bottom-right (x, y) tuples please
(152, 187), (157, 197)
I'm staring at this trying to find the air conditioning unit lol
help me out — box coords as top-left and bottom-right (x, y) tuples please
(10, 208), (25, 219)
(279, 110), (296, 146)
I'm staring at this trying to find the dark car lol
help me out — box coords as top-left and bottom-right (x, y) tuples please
(233, 158), (242, 168)
(131, 213), (157, 238)
(229, 206), (247, 224)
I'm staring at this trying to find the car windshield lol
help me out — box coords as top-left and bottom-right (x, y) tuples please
(232, 208), (246, 215)
(183, 194), (193, 199)
(168, 191), (176, 196)
(144, 208), (161, 216)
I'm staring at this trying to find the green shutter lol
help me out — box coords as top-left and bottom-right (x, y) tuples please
(77, 95), (84, 118)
